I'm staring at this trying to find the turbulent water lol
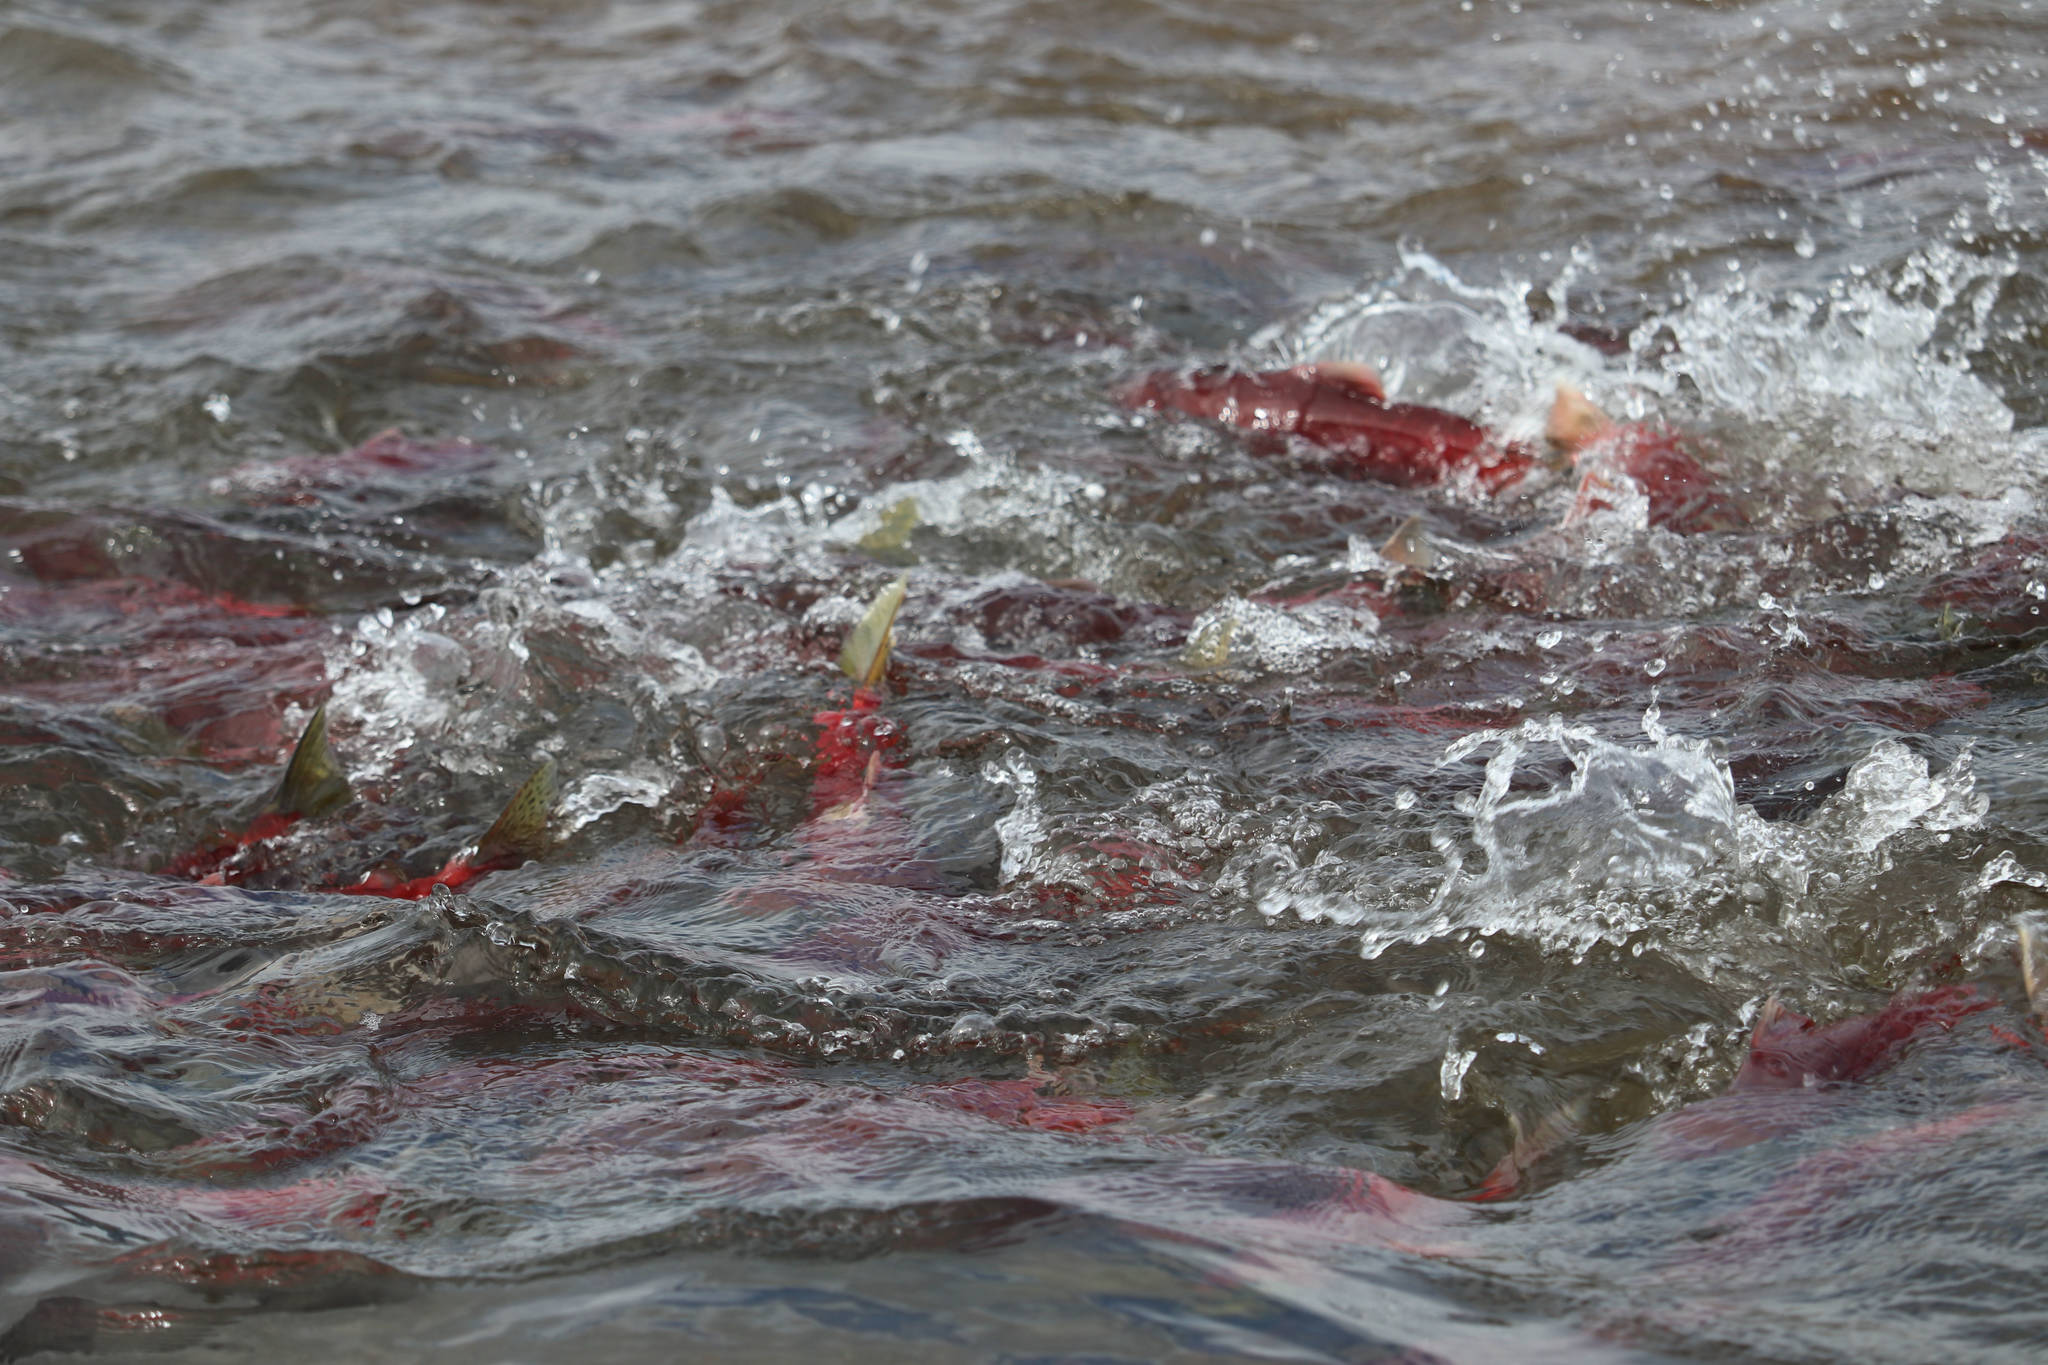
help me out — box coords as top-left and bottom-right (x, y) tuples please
(5, 0), (2048, 1359)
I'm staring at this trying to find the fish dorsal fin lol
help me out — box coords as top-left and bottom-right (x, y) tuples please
(2018, 913), (2048, 1020)
(262, 703), (352, 821)
(473, 759), (558, 868)
(1379, 514), (1438, 572)
(1301, 361), (1385, 403)
(839, 576), (907, 690)
(1547, 381), (1612, 453)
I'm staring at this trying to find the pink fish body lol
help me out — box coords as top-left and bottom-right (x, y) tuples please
(1566, 422), (1740, 533)
(216, 429), (494, 508)
(1122, 363), (1541, 495)
(1730, 986), (1996, 1092)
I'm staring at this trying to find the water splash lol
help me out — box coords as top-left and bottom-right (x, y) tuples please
(1181, 595), (1381, 674)
(1421, 713), (1741, 957)
(1268, 242), (2034, 502)
(1255, 708), (1989, 972)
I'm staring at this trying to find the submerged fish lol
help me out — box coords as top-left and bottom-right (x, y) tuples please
(1729, 986), (1998, 1092)
(1597, 976), (2025, 1174)
(213, 428), (495, 509)
(164, 701), (557, 899)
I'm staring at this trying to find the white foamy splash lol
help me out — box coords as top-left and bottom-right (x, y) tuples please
(328, 554), (725, 785)
(1180, 595), (1381, 674)
(1267, 242), (2040, 504)
(984, 753), (1226, 915)
(823, 431), (1133, 592)
(1256, 708), (1987, 965)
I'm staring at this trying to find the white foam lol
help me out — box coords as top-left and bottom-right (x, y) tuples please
(1254, 710), (1987, 968)
(1267, 242), (2033, 504)
(1182, 596), (1381, 674)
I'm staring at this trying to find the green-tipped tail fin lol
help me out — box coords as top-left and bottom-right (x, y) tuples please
(474, 758), (558, 868)
(838, 575), (907, 689)
(263, 703), (352, 821)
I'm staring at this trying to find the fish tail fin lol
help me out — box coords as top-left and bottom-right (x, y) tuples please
(1469, 1097), (1586, 1202)
(839, 575), (908, 689)
(263, 703), (352, 821)
(473, 758), (558, 870)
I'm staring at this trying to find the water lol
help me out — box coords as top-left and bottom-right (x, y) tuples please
(4, 0), (2048, 1359)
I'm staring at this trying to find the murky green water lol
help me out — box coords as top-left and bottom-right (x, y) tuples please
(4, 1), (2048, 1360)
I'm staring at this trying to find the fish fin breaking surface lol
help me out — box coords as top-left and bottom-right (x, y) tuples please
(839, 575), (907, 689)
(473, 758), (559, 870)
(1380, 514), (1438, 572)
(261, 703), (352, 822)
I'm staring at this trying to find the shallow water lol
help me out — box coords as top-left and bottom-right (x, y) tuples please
(5, 0), (2048, 1359)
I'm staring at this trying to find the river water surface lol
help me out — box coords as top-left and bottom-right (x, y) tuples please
(5, 1), (2048, 1360)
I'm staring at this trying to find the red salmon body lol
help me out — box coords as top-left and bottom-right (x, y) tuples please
(336, 855), (492, 900)
(1731, 986), (1997, 1092)
(1123, 364), (1540, 495)
(1569, 423), (1741, 533)
(809, 687), (905, 820)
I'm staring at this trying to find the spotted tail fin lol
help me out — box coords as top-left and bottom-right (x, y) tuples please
(473, 759), (558, 870)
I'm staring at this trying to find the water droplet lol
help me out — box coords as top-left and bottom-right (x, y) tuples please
(1438, 1045), (1476, 1101)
